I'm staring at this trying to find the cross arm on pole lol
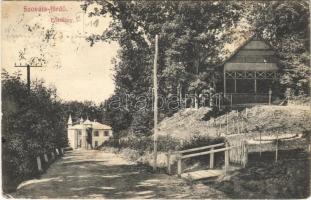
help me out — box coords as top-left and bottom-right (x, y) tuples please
(14, 63), (43, 92)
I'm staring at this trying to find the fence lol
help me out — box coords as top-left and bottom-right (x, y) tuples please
(206, 109), (249, 137)
(166, 141), (247, 177)
(223, 93), (274, 105)
(35, 148), (65, 173)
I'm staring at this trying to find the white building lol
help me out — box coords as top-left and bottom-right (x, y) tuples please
(67, 115), (113, 149)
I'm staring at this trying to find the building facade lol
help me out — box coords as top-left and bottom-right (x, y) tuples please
(67, 115), (113, 149)
(222, 35), (279, 105)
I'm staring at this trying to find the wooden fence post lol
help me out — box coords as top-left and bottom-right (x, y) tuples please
(61, 148), (64, 155)
(177, 155), (182, 177)
(210, 147), (214, 169)
(259, 131), (262, 157)
(224, 142), (230, 174)
(243, 140), (248, 167)
(218, 94), (221, 110)
(180, 139), (184, 147)
(36, 156), (43, 172)
(275, 131), (279, 162)
(269, 88), (272, 105)
(226, 113), (229, 135)
(167, 150), (171, 175)
(51, 152), (55, 160)
(55, 148), (60, 156)
(44, 153), (49, 162)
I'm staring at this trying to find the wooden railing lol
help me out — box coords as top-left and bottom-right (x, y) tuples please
(166, 142), (245, 177)
(224, 93), (273, 105)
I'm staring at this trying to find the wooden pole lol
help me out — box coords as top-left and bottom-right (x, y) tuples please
(275, 131), (278, 162)
(226, 113), (229, 135)
(230, 94), (233, 108)
(210, 147), (214, 169)
(218, 93), (221, 110)
(36, 156), (43, 172)
(243, 140), (248, 167)
(269, 88), (272, 105)
(44, 154), (49, 162)
(153, 35), (159, 171)
(14, 63), (42, 92)
(225, 142), (229, 174)
(177, 155), (182, 177)
(259, 131), (262, 157)
(27, 66), (30, 92)
(254, 72), (257, 94)
(167, 150), (171, 175)
(309, 4), (311, 196)
(234, 72), (237, 93)
(55, 148), (60, 156)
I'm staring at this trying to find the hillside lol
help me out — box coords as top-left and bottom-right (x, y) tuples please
(158, 105), (311, 141)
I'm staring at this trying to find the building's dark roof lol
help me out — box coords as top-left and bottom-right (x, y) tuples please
(214, 33), (277, 69)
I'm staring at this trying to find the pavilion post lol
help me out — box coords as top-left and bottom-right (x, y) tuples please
(234, 72), (237, 93)
(269, 88), (272, 105)
(254, 72), (257, 94)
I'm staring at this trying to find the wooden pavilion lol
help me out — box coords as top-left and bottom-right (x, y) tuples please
(221, 35), (279, 105)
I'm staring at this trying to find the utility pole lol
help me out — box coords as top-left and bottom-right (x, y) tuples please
(308, 0), (311, 196)
(153, 35), (159, 172)
(14, 63), (42, 92)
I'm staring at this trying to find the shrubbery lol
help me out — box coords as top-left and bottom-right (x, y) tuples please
(2, 71), (67, 192)
(103, 133), (225, 155)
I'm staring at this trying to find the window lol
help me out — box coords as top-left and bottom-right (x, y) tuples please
(76, 130), (82, 135)
(94, 131), (99, 137)
(104, 130), (109, 137)
(94, 141), (98, 147)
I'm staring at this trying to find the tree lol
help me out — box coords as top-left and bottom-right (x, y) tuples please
(1, 70), (67, 192)
(245, 1), (310, 95)
(80, 1), (244, 136)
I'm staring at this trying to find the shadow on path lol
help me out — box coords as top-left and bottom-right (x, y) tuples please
(13, 150), (227, 199)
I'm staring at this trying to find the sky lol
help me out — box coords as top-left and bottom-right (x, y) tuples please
(2, 1), (119, 104)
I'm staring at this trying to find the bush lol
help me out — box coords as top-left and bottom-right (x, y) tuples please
(2, 71), (67, 192)
(103, 133), (225, 153)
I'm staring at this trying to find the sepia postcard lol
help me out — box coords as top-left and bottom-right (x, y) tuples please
(1, 0), (311, 199)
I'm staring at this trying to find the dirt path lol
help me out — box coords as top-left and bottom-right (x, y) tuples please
(12, 150), (227, 199)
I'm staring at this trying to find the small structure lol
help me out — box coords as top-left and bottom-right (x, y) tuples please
(221, 34), (279, 105)
(67, 115), (113, 149)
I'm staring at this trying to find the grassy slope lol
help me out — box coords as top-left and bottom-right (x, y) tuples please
(157, 105), (311, 198)
(158, 105), (311, 140)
